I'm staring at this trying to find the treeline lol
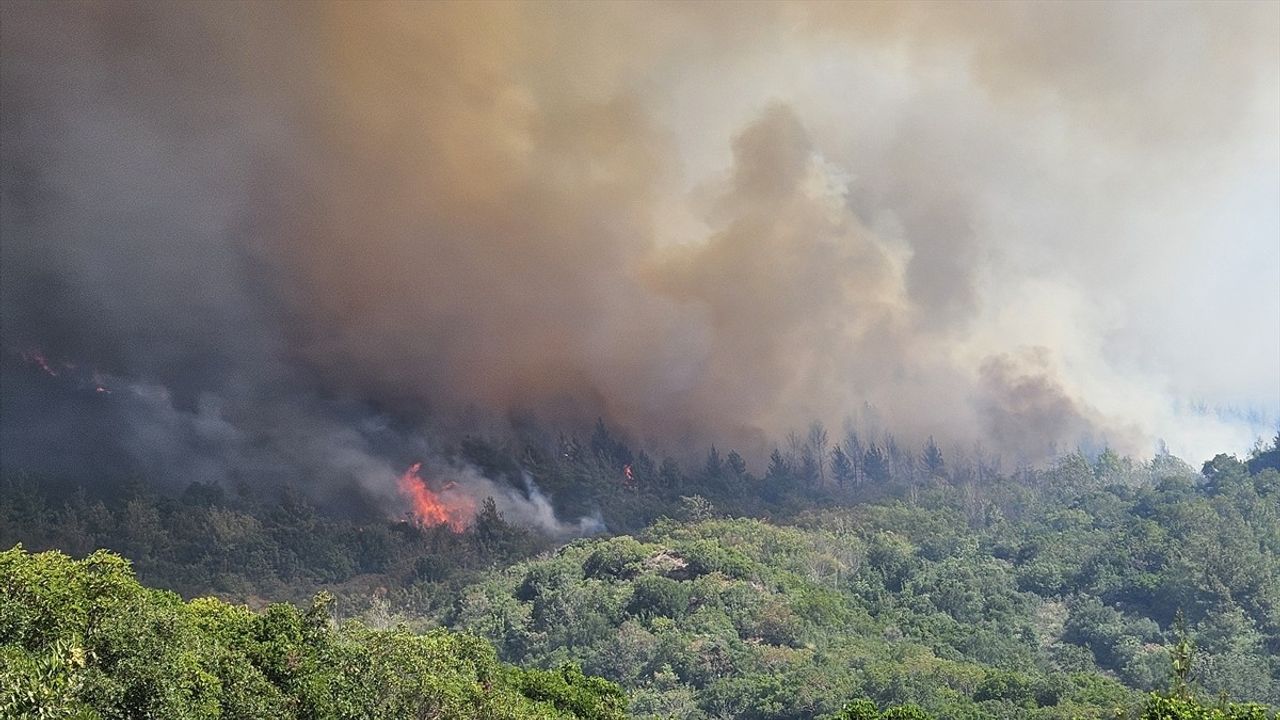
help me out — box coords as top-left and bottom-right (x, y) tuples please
(0, 471), (546, 605)
(0, 545), (625, 719)
(0, 418), (1041, 600)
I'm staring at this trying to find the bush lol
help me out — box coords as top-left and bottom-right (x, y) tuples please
(627, 575), (691, 620)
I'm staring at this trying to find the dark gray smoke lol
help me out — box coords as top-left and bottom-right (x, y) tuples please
(2, 2), (1276, 505)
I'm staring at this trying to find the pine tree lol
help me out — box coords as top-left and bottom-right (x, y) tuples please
(922, 436), (945, 476)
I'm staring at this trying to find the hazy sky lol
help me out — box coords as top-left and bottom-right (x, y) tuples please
(2, 1), (1277, 478)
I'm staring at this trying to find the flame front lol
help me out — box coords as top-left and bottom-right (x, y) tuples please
(398, 462), (475, 532)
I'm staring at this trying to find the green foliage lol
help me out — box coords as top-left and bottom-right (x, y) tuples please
(444, 516), (1143, 718)
(626, 575), (691, 619)
(824, 699), (936, 719)
(584, 537), (652, 581)
(1139, 694), (1275, 720)
(0, 546), (624, 720)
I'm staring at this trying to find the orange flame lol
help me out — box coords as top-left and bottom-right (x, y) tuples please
(398, 462), (475, 532)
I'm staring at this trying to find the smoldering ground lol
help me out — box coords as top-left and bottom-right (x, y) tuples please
(2, 2), (1277, 516)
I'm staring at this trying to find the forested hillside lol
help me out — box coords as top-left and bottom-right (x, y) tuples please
(0, 546), (625, 719)
(3, 432), (1278, 718)
(442, 460), (1279, 717)
(4, 1), (1279, 718)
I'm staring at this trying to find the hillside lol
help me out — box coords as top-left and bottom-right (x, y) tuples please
(4, 2), (1279, 718)
(0, 546), (625, 719)
(438, 465), (1280, 718)
(3, 437), (1278, 718)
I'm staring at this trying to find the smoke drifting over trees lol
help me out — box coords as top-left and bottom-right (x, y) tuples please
(2, 2), (1277, 507)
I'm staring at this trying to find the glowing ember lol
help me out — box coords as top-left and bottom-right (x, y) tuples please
(397, 462), (475, 532)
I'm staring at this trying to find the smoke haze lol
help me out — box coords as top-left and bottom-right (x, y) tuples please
(2, 2), (1277, 507)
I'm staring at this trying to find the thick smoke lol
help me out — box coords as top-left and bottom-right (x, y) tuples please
(2, 1), (1277, 509)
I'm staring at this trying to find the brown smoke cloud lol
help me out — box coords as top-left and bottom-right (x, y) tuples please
(2, 1), (1277, 471)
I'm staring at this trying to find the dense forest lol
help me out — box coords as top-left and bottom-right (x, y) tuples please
(3, 427), (1278, 718)
(1, 546), (625, 719)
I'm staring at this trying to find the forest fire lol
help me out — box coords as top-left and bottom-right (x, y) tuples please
(397, 462), (475, 532)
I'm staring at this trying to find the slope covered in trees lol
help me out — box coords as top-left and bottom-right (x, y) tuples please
(0, 546), (625, 719)
(439, 457), (1280, 718)
(2, 431), (1278, 717)
(442, 515), (1133, 718)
